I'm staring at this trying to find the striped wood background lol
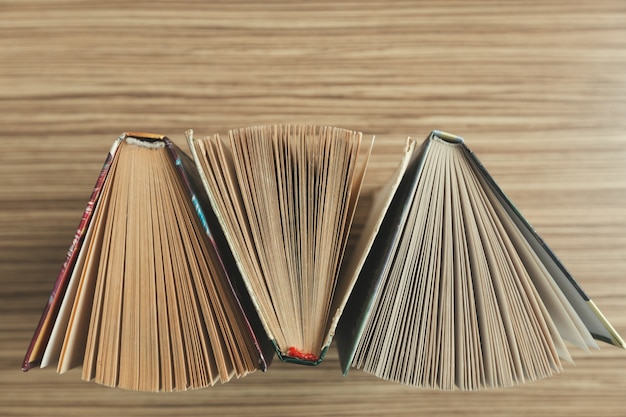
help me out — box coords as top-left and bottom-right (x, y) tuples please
(1, 1), (625, 416)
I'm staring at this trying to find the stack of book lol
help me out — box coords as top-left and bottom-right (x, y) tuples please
(22, 125), (624, 392)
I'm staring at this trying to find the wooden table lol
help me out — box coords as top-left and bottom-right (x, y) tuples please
(1, 1), (625, 416)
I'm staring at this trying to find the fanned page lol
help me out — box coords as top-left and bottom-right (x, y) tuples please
(343, 131), (624, 390)
(465, 150), (626, 349)
(188, 125), (372, 364)
(24, 133), (263, 392)
(335, 137), (422, 372)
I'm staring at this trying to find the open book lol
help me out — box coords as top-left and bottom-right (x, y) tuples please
(187, 125), (373, 364)
(336, 130), (625, 390)
(22, 132), (271, 392)
(23, 127), (623, 391)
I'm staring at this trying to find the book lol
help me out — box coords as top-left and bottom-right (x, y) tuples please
(336, 130), (625, 390)
(186, 124), (373, 364)
(23, 127), (623, 392)
(22, 132), (271, 392)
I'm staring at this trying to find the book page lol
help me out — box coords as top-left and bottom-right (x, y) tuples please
(468, 150), (624, 349)
(335, 137), (423, 373)
(41, 191), (101, 369)
(36, 135), (264, 391)
(190, 125), (370, 362)
(331, 137), (415, 343)
(55, 158), (114, 373)
(348, 133), (595, 390)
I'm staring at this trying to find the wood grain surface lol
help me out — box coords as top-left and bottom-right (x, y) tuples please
(1, 1), (625, 416)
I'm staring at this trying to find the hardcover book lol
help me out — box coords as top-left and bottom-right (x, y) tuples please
(22, 132), (271, 392)
(336, 130), (625, 390)
(187, 124), (373, 365)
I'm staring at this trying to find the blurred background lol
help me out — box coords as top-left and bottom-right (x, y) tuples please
(1, 1), (625, 416)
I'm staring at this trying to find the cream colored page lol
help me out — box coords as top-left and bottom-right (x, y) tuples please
(186, 131), (275, 342)
(191, 126), (373, 358)
(56, 156), (116, 373)
(351, 138), (434, 385)
(53, 203), (106, 372)
(41, 199), (99, 368)
(318, 132), (372, 348)
(458, 144), (567, 383)
(228, 127), (293, 348)
(323, 135), (374, 342)
(466, 152), (620, 348)
(338, 134), (372, 255)
(326, 137), (417, 346)
(450, 148), (484, 389)
(489, 197), (592, 354)
(466, 151), (597, 351)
